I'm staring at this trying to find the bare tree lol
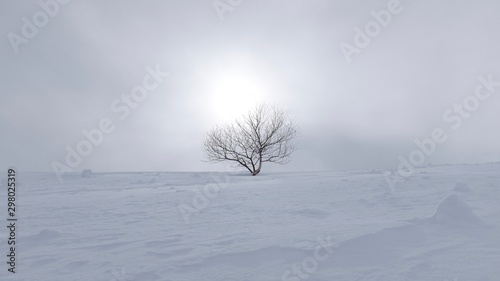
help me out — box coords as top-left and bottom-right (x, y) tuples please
(204, 103), (298, 176)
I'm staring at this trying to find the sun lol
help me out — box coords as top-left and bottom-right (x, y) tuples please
(198, 54), (272, 122)
(208, 71), (265, 120)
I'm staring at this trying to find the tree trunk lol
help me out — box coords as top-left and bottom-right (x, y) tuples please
(252, 156), (262, 176)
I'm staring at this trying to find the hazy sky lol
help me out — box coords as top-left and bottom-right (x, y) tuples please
(1, 0), (500, 175)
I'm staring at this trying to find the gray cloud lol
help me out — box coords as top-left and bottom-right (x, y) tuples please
(1, 0), (499, 174)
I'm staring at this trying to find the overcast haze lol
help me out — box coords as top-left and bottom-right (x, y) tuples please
(1, 0), (500, 175)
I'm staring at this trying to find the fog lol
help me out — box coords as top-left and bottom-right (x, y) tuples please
(1, 0), (499, 175)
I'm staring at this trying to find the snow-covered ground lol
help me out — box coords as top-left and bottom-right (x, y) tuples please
(0, 163), (499, 281)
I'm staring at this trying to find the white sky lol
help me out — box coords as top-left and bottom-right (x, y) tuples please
(1, 0), (500, 174)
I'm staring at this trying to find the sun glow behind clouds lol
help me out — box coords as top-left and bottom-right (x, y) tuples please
(208, 70), (265, 121)
(198, 53), (278, 123)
